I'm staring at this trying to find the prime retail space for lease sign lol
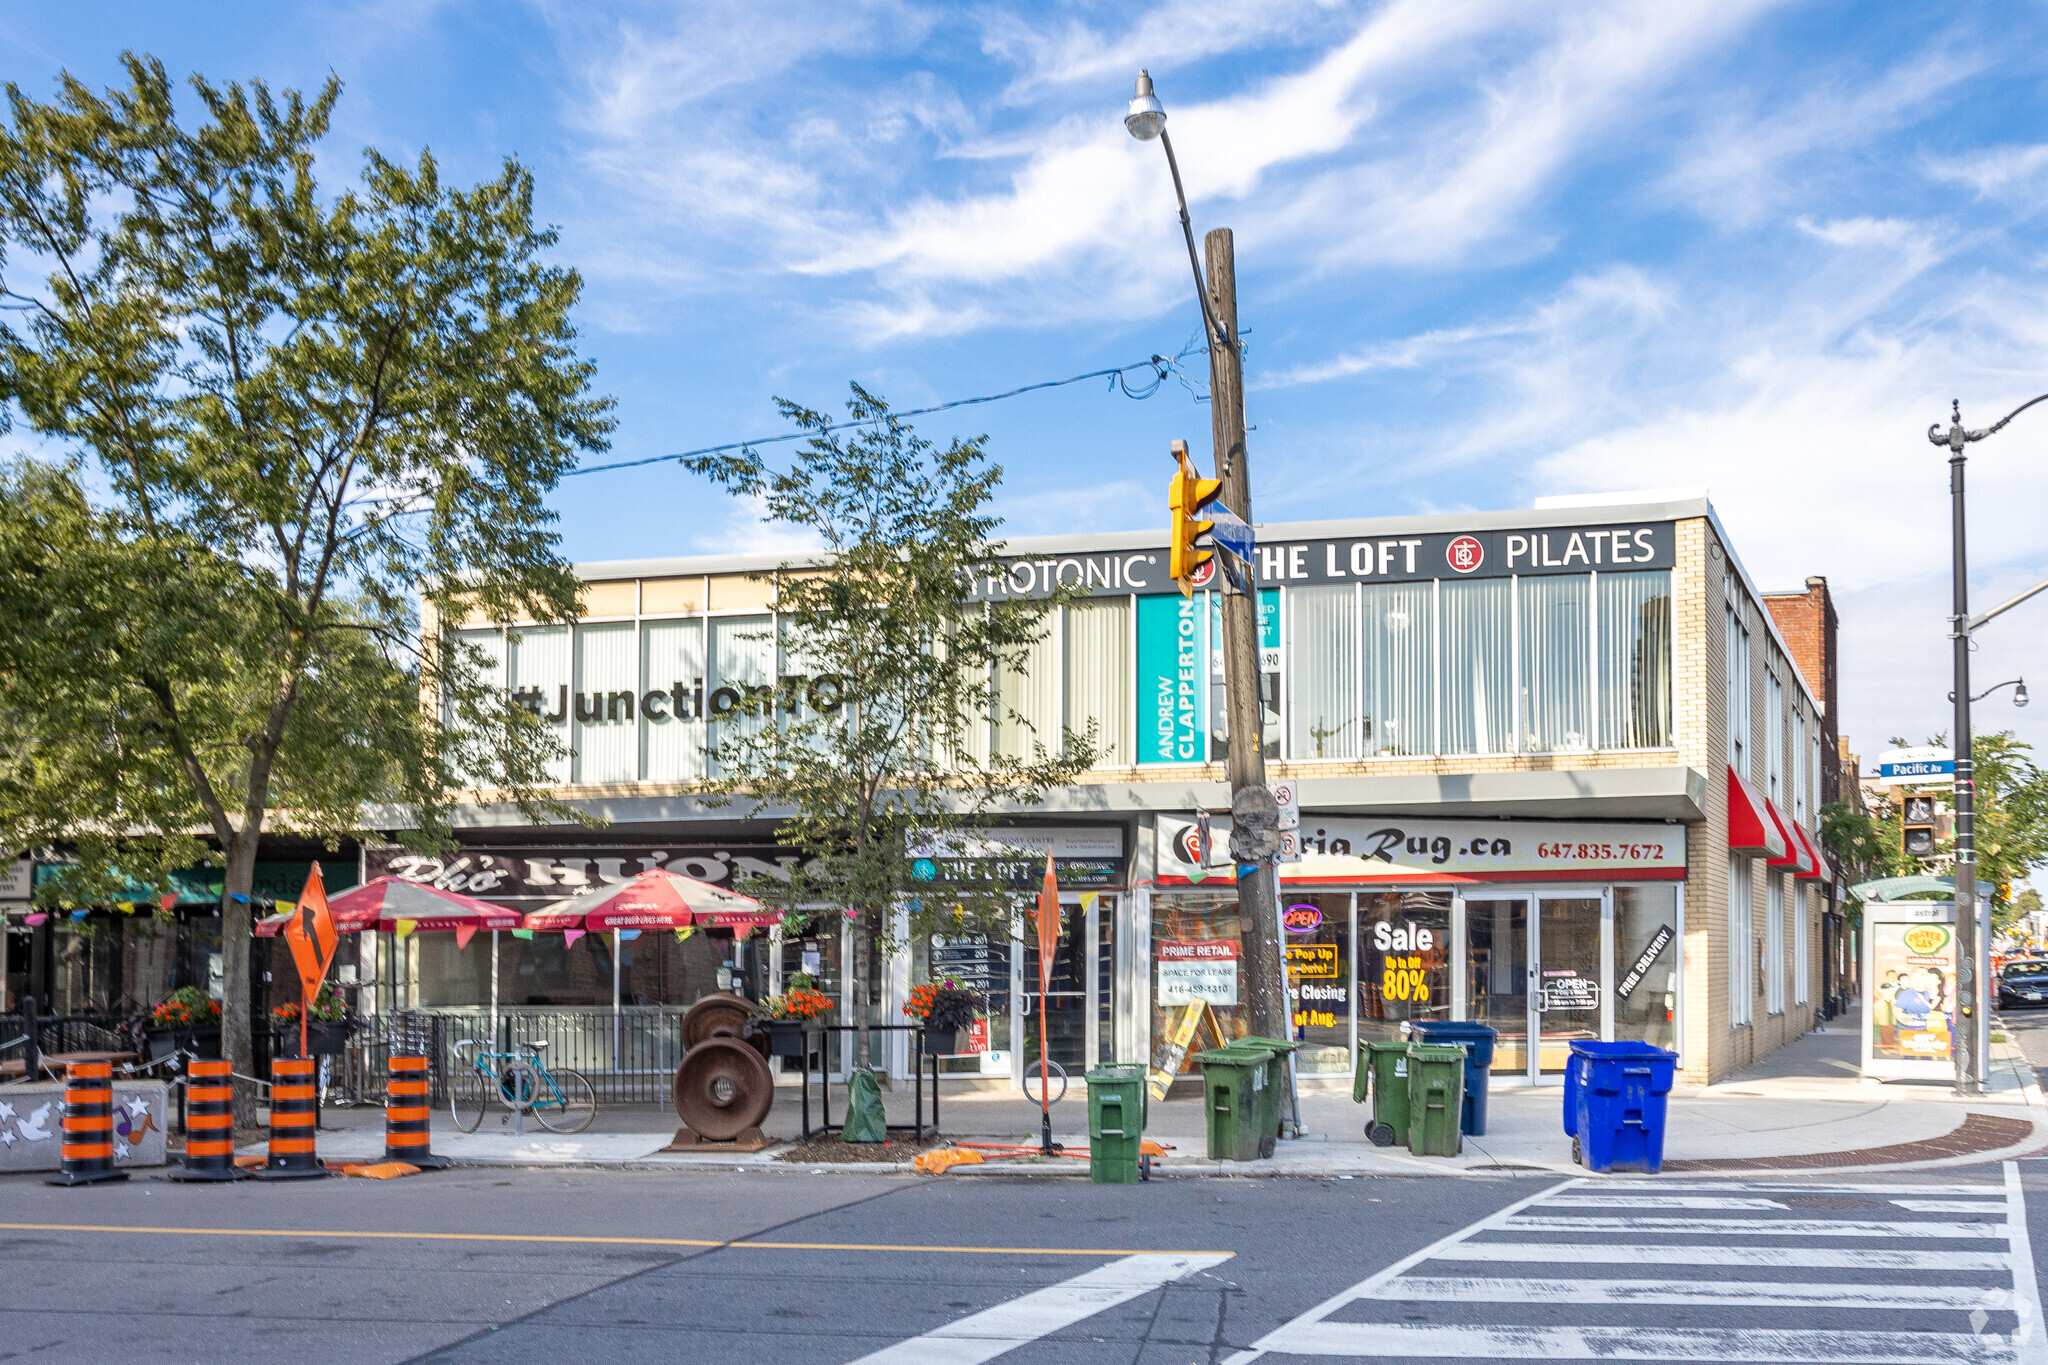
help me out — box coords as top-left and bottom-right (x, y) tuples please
(1154, 813), (1687, 885)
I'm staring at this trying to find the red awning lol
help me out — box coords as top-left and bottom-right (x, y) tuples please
(1791, 822), (1829, 881)
(1764, 802), (1805, 870)
(1728, 768), (1786, 859)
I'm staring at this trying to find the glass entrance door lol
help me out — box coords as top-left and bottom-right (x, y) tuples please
(1018, 895), (1101, 1086)
(1534, 896), (1603, 1077)
(1464, 898), (1530, 1078)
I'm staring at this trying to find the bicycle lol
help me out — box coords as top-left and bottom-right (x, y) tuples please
(449, 1039), (596, 1134)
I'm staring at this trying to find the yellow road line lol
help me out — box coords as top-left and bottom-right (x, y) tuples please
(0, 1222), (1233, 1259)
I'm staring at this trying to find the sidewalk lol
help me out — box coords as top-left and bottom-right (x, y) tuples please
(241, 1012), (2047, 1177)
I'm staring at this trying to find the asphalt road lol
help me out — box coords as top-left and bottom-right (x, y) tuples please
(2002, 1002), (2048, 1086)
(2, 1160), (2045, 1363)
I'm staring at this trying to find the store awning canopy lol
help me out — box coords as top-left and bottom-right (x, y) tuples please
(255, 876), (521, 939)
(1790, 823), (1829, 881)
(1727, 768), (1786, 859)
(1848, 874), (1998, 902)
(523, 869), (780, 932)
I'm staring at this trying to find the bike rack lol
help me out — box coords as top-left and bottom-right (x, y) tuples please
(797, 1023), (941, 1142)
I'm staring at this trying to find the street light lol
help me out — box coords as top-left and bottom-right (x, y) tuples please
(1928, 393), (2048, 1095)
(1951, 678), (2029, 707)
(1125, 70), (1295, 1131)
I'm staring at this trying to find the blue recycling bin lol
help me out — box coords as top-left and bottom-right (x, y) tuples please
(1408, 1021), (1499, 1136)
(1567, 1041), (1678, 1173)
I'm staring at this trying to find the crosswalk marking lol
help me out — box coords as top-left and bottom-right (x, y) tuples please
(1382, 1277), (2012, 1310)
(1255, 1322), (2014, 1362)
(1432, 1241), (2015, 1270)
(1508, 1214), (2010, 1238)
(845, 1251), (1230, 1365)
(1226, 1167), (2047, 1364)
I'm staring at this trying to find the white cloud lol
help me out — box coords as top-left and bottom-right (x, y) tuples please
(1925, 142), (2048, 200)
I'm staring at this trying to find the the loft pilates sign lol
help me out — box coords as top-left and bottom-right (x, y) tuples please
(966, 521), (1673, 602)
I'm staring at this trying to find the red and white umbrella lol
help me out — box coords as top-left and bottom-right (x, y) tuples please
(523, 869), (780, 935)
(256, 876), (522, 948)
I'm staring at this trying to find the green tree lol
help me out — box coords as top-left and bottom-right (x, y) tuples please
(0, 57), (610, 1112)
(685, 385), (1094, 1067)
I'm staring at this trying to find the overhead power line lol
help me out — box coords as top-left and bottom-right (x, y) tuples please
(562, 344), (1203, 479)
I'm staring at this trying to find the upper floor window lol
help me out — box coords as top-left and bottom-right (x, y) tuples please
(1766, 668), (1784, 805)
(1725, 591), (1751, 774)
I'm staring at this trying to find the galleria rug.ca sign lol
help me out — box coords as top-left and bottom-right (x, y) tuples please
(1155, 814), (1687, 885)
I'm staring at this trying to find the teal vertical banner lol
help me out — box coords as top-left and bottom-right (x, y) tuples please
(1137, 593), (1205, 764)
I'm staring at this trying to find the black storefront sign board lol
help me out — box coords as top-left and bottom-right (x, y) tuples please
(964, 521), (1674, 601)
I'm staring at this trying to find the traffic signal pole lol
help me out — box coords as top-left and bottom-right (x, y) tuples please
(1202, 229), (1292, 1081)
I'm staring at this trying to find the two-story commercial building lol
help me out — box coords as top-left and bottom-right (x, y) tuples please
(382, 490), (1835, 1088)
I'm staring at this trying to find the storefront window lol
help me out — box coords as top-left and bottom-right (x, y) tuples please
(1466, 897), (1528, 1072)
(1599, 571), (1671, 748)
(1289, 586), (1358, 759)
(412, 932), (616, 1008)
(1613, 885), (1678, 1050)
(1283, 893), (1351, 1073)
(620, 928), (728, 1005)
(1519, 575), (1590, 752)
(641, 617), (707, 782)
(1357, 892), (1451, 1043)
(1150, 893), (1246, 1082)
(1064, 600), (1132, 765)
(1361, 583), (1434, 757)
(1441, 580), (1510, 754)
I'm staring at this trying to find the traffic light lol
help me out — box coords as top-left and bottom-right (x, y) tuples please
(1902, 794), (1936, 859)
(1168, 439), (1223, 597)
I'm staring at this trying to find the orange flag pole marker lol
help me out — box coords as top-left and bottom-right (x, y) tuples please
(1035, 852), (1060, 1156)
(282, 862), (339, 1062)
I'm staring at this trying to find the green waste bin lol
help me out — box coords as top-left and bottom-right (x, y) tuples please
(1194, 1046), (1275, 1161)
(1086, 1065), (1149, 1184)
(1228, 1035), (1299, 1145)
(1358, 1040), (1411, 1147)
(1405, 1042), (1466, 1157)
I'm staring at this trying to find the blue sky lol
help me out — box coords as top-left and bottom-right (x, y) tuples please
(6, 1), (2048, 768)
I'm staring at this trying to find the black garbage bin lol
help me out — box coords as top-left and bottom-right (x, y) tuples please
(1408, 1021), (1499, 1136)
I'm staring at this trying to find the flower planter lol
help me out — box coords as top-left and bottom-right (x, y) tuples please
(272, 1021), (350, 1058)
(764, 1020), (808, 1058)
(920, 1027), (960, 1057)
(148, 1027), (222, 1060)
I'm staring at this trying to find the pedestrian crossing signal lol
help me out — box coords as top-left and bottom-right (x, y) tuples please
(1168, 439), (1222, 597)
(1902, 794), (1936, 860)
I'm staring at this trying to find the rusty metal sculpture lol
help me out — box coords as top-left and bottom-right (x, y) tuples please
(667, 993), (775, 1150)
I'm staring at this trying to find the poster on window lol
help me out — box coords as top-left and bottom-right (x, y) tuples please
(1869, 921), (1956, 1067)
(1157, 938), (1239, 1006)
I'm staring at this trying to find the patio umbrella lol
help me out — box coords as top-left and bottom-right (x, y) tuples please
(256, 876), (523, 940)
(522, 869), (780, 934)
(257, 876), (525, 1042)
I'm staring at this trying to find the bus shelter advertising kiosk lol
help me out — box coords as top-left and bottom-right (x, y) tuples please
(1861, 902), (1987, 1080)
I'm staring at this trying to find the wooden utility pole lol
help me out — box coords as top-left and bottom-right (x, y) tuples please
(1203, 228), (1289, 1055)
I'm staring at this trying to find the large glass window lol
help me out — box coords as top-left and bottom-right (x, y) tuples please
(508, 625), (570, 784)
(1149, 893), (1247, 1086)
(997, 622), (1058, 759)
(709, 614), (774, 760)
(1440, 579), (1510, 754)
(1361, 582), (1434, 756)
(1518, 575), (1590, 752)
(1208, 591), (1280, 761)
(1288, 585), (1358, 759)
(1357, 891), (1452, 1043)
(573, 621), (638, 783)
(641, 617), (706, 782)
(1765, 871), (1785, 1015)
(1729, 855), (1753, 1028)
(1613, 885), (1678, 1050)
(1599, 570), (1671, 748)
(1767, 670), (1785, 805)
(1063, 599), (1132, 766)
(1725, 593), (1751, 774)
(1283, 892), (1351, 1073)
